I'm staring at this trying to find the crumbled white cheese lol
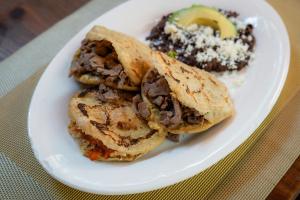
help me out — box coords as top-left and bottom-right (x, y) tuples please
(185, 44), (194, 55)
(203, 26), (214, 36)
(195, 34), (205, 48)
(164, 22), (178, 34)
(215, 39), (251, 69)
(164, 23), (189, 44)
(196, 48), (219, 62)
(180, 31), (189, 44)
(163, 19), (253, 70)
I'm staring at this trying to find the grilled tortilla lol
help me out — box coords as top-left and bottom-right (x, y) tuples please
(138, 52), (234, 134)
(68, 87), (166, 161)
(69, 26), (152, 91)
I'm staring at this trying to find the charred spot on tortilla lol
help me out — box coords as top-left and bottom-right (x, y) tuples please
(90, 120), (108, 132)
(169, 71), (180, 83)
(180, 66), (192, 74)
(77, 103), (88, 117)
(117, 121), (137, 130)
(186, 87), (191, 94)
(208, 76), (218, 86)
(117, 130), (157, 147)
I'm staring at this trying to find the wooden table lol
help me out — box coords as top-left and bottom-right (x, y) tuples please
(267, 156), (300, 200)
(0, 1), (299, 199)
(0, 0), (89, 61)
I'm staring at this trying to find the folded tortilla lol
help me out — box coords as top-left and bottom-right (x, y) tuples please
(68, 87), (166, 161)
(70, 26), (152, 91)
(138, 52), (234, 134)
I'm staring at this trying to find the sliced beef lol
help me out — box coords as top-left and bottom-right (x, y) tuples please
(117, 121), (137, 130)
(152, 96), (164, 107)
(182, 106), (204, 124)
(94, 40), (113, 56)
(142, 68), (203, 128)
(159, 96), (182, 128)
(143, 69), (182, 128)
(97, 64), (123, 76)
(133, 94), (150, 119)
(169, 97), (182, 125)
(147, 78), (171, 97)
(98, 84), (120, 102)
(69, 39), (133, 88)
(97, 84), (136, 103)
(166, 133), (180, 142)
(118, 71), (131, 88)
(159, 111), (173, 126)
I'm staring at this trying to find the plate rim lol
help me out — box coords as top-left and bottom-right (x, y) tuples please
(27, 0), (290, 195)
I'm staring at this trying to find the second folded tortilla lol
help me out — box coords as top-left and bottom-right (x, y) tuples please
(70, 26), (152, 91)
(135, 52), (234, 134)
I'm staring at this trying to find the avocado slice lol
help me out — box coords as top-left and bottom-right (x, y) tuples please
(169, 5), (237, 39)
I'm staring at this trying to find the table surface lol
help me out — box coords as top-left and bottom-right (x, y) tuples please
(0, 0), (89, 61)
(0, 0), (299, 199)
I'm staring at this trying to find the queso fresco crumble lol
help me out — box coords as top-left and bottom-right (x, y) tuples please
(147, 10), (255, 72)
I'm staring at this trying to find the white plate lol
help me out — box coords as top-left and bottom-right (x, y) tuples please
(28, 0), (290, 195)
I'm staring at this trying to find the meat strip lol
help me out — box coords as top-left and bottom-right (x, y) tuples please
(70, 39), (133, 87)
(97, 83), (136, 103)
(166, 133), (180, 142)
(142, 68), (204, 128)
(132, 94), (150, 119)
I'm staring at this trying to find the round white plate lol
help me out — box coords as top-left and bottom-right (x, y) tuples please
(28, 0), (290, 195)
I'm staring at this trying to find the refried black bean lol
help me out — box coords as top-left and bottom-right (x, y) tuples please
(146, 10), (255, 72)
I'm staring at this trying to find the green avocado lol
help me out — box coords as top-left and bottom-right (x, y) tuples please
(169, 5), (237, 39)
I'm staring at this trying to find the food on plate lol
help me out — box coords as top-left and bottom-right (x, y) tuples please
(135, 52), (234, 134)
(68, 86), (166, 161)
(168, 5), (237, 39)
(147, 5), (255, 72)
(70, 25), (152, 91)
(68, 24), (235, 162)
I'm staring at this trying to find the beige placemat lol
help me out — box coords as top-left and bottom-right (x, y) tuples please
(0, 0), (299, 199)
(0, 68), (298, 200)
(0, 67), (267, 198)
(209, 90), (300, 199)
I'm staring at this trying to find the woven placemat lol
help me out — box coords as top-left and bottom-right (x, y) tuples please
(0, 0), (299, 199)
(0, 69), (297, 199)
(210, 91), (300, 199)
